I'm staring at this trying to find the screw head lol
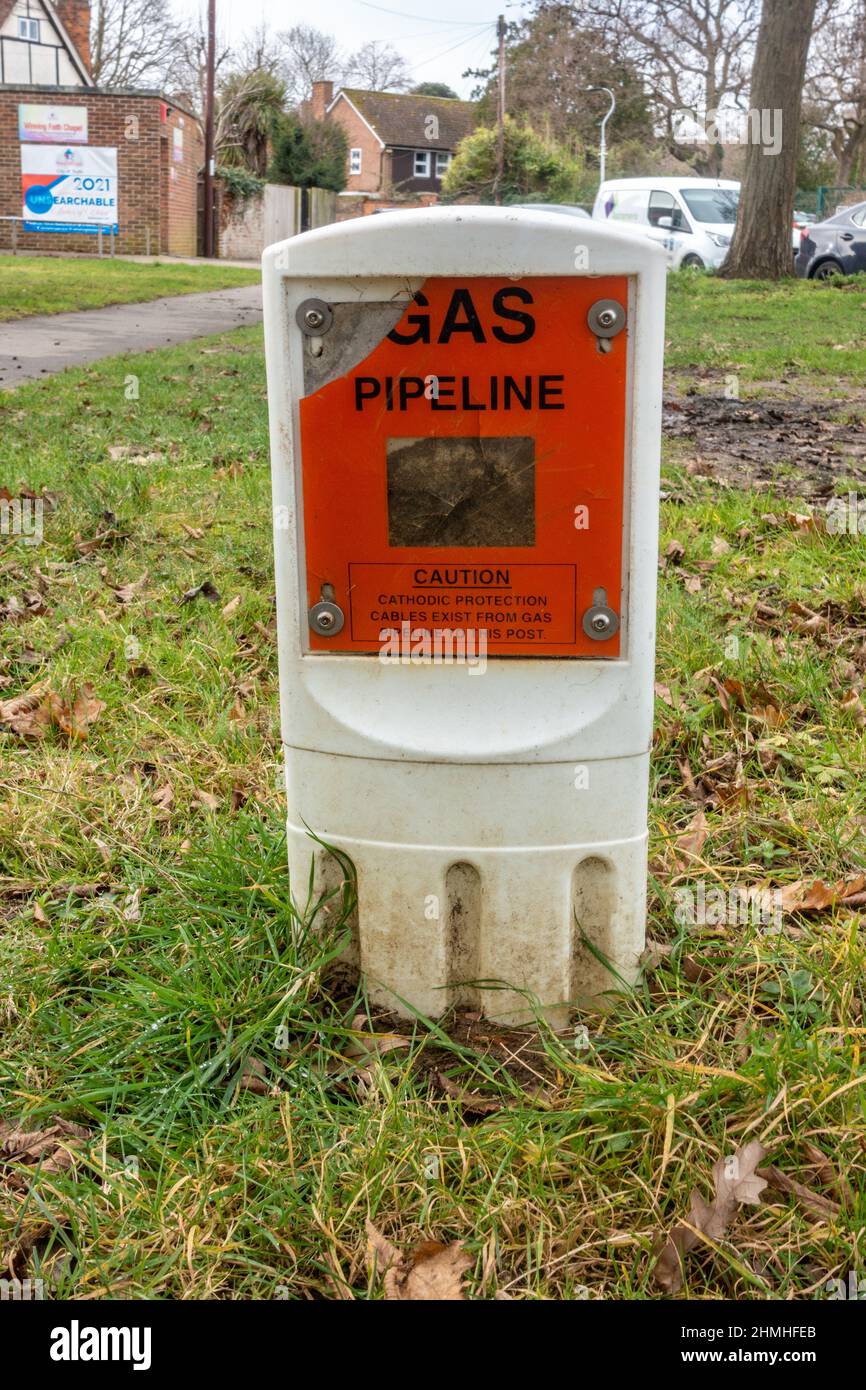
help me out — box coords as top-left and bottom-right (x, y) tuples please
(587, 299), (626, 339)
(591, 612), (612, 634)
(296, 299), (334, 336)
(308, 598), (345, 637)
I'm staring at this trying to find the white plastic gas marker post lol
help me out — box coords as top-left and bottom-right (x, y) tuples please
(263, 208), (666, 1026)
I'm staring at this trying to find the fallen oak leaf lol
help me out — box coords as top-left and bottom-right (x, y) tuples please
(0, 1118), (90, 1189)
(654, 1141), (767, 1294)
(0, 685), (53, 739)
(109, 572), (149, 605)
(365, 1219), (472, 1301)
(49, 684), (106, 741)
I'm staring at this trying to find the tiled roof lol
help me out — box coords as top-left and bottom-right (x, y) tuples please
(335, 88), (478, 152)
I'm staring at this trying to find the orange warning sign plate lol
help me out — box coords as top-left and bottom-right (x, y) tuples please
(299, 276), (629, 657)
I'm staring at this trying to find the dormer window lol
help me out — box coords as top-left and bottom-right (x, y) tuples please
(18, 16), (41, 41)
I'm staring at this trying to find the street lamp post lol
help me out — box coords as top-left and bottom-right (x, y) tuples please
(587, 86), (616, 188)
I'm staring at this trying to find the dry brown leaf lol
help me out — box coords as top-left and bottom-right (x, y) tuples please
(1, 684), (105, 742)
(193, 787), (220, 812)
(111, 573), (149, 605)
(654, 681), (678, 708)
(0, 692), (54, 739)
(365, 1219), (471, 1301)
(435, 1071), (504, 1115)
(776, 874), (866, 914)
(344, 1014), (412, 1063)
(0, 1118), (90, 1189)
(673, 809), (708, 868)
(50, 684), (106, 740)
(756, 1164), (840, 1220)
(75, 528), (129, 556)
(654, 1141), (767, 1293)
(802, 1142), (854, 1209)
(786, 510), (818, 533)
(238, 1058), (269, 1095)
(151, 783), (174, 811)
(840, 689), (866, 728)
(221, 594), (241, 620)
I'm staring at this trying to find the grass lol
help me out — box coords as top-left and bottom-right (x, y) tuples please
(0, 255), (261, 321)
(666, 271), (866, 381)
(1, 276), (865, 1300)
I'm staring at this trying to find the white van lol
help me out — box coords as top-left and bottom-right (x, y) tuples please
(592, 177), (739, 270)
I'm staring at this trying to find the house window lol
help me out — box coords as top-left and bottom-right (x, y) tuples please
(18, 16), (41, 40)
(349, 148), (362, 175)
(435, 152), (452, 177)
(413, 151), (431, 177)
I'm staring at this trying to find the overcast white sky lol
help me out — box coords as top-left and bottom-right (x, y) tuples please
(175, 0), (531, 98)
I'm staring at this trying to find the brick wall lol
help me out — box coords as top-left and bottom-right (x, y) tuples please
(54, 1), (92, 75)
(0, 85), (203, 255)
(328, 97), (384, 194)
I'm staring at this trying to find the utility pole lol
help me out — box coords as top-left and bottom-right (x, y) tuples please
(587, 86), (615, 189)
(494, 14), (506, 206)
(203, 0), (216, 258)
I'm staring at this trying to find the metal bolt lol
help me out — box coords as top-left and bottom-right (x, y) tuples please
(597, 308), (617, 329)
(316, 610), (335, 628)
(296, 299), (334, 336)
(591, 612), (612, 634)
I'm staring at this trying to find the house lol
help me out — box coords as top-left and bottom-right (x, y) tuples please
(0, 0), (204, 256)
(0, 0), (91, 86)
(307, 81), (477, 208)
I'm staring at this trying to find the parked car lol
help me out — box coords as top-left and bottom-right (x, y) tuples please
(795, 202), (866, 278)
(591, 177), (806, 270)
(591, 177), (739, 270)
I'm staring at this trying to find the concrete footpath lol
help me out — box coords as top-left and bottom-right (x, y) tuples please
(0, 283), (263, 389)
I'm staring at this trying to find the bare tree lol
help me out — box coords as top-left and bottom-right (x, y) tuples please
(89, 0), (185, 87)
(276, 25), (346, 107)
(721, 0), (819, 278)
(584, 0), (760, 175)
(805, 0), (866, 185)
(161, 16), (232, 115)
(344, 41), (413, 92)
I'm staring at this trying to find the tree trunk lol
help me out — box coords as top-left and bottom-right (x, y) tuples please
(720, 0), (818, 280)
